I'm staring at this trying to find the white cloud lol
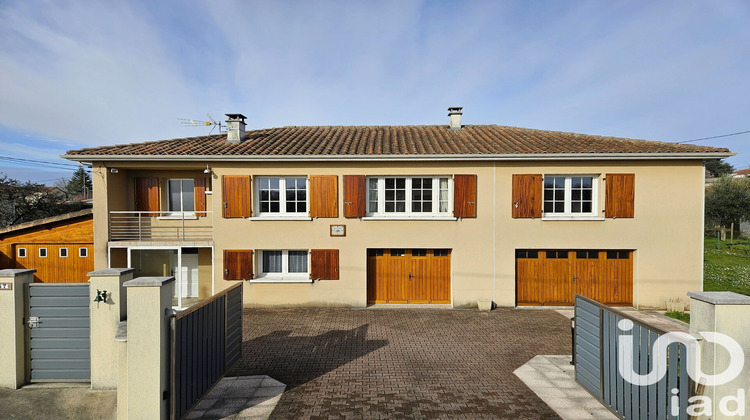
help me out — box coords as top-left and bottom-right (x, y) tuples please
(0, 0), (747, 167)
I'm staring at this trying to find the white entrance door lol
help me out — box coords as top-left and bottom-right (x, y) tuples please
(180, 253), (199, 298)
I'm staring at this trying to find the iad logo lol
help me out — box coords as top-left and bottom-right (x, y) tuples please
(617, 319), (746, 417)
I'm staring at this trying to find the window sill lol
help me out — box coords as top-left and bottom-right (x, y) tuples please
(249, 277), (313, 284)
(158, 214), (198, 220)
(248, 216), (313, 221)
(362, 216), (458, 221)
(541, 216), (605, 221)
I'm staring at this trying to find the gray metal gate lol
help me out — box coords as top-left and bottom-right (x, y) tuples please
(170, 283), (243, 419)
(26, 283), (90, 382)
(574, 294), (692, 419)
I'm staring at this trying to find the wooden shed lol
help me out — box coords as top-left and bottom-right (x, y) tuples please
(0, 209), (93, 283)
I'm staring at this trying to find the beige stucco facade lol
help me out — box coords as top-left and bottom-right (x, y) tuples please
(91, 158), (705, 309)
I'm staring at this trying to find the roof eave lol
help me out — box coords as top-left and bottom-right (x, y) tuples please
(61, 152), (735, 162)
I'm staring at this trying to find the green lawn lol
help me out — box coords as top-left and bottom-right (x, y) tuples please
(666, 238), (750, 324)
(703, 237), (750, 296)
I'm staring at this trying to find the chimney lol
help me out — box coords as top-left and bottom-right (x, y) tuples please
(225, 113), (247, 143)
(448, 107), (463, 130)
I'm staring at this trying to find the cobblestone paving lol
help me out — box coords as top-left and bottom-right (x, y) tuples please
(226, 308), (570, 419)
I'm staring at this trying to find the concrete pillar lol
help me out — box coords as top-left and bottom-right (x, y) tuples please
(688, 291), (750, 419)
(116, 321), (128, 420)
(88, 268), (133, 390)
(124, 276), (174, 420)
(0, 269), (35, 389)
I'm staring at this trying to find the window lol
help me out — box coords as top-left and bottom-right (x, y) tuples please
(17, 248), (27, 258)
(390, 249), (406, 257)
(515, 250), (539, 259)
(59, 248), (68, 258)
(167, 179), (195, 213)
(366, 176), (451, 216)
(412, 249), (427, 257)
(433, 249), (450, 257)
(543, 175), (597, 217)
(257, 177), (307, 216)
(546, 250), (569, 259)
(368, 249), (384, 257)
(39, 248), (47, 258)
(576, 250), (599, 259)
(259, 250), (309, 278)
(607, 250), (630, 260)
(79, 247), (88, 258)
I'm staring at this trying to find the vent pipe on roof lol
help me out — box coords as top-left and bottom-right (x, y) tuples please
(448, 107), (463, 130)
(226, 114), (247, 143)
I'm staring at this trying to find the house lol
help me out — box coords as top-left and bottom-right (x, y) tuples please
(0, 209), (94, 283)
(62, 109), (732, 309)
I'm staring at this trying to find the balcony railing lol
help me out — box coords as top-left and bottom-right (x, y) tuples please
(109, 211), (213, 241)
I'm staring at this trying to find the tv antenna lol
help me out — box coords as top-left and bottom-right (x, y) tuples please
(178, 113), (226, 134)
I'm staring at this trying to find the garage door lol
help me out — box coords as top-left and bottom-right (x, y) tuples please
(516, 250), (632, 306)
(367, 249), (450, 304)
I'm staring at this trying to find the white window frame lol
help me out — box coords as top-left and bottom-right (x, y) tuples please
(17, 248), (27, 258)
(79, 247), (88, 258)
(542, 174), (600, 220)
(253, 177), (310, 219)
(59, 248), (68, 258)
(252, 249), (312, 283)
(164, 178), (196, 218)
(364, 176), (453, 219)
(39, 248), (48, 258)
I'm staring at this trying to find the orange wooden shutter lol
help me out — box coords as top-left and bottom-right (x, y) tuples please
(453, 175), (477, 218)
(310, 175), (338, 218)
(512, 174), (542, 218)
(311, 249), (339, 280)
(605, 174), (635, 218)
(134, 177), (160, 216)
(222, 175), (251, 218)
(343, 175), (366, 218)
(194, 177), (207, 217)
(224, 249), (253, 280)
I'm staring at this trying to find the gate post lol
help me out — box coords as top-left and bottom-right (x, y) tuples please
(0, 269), (36, 389)
(88, 268), (134, 390)
(123, 276), (175, 420)
(688, 291), (750, 419)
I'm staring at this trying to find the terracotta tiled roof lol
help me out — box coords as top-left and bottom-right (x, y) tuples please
(63, 125), (731, 159)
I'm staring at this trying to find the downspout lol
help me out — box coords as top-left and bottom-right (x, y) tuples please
(700, 163), (706, 291)
(493, 161), (497, 306)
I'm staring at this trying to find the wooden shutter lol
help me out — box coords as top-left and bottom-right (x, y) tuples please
(512, 174), (542, 218)
(222, 175), (251, 218)
(310, 175), (338, 218)
(134, 177), (160, 216)
(343, 175), (366, 218)
(605, 173), (635, 218)
(223, 249), (253, 280)
(453, 174), (477, 218)
(194, 177), (207, 217)
(311, 249), (339, 280)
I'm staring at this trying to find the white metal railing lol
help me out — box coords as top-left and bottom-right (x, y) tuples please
(108, 211), (213, 241)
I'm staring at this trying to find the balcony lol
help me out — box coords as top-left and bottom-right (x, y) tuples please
(109, 211), (213, 242)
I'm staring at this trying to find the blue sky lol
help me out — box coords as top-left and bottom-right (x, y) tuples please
(1, 1), (749, 184)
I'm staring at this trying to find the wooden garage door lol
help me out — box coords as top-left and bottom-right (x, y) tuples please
(367, 249), (450, 304)
(516, 250), (632, 306)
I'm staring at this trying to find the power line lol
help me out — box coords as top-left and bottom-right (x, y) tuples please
(0, 155), (87, 171)
(0, 155), (80, 168)
(676, 130), (750, 144)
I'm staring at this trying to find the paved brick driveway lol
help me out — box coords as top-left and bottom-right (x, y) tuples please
(226, 308), (570, 419)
